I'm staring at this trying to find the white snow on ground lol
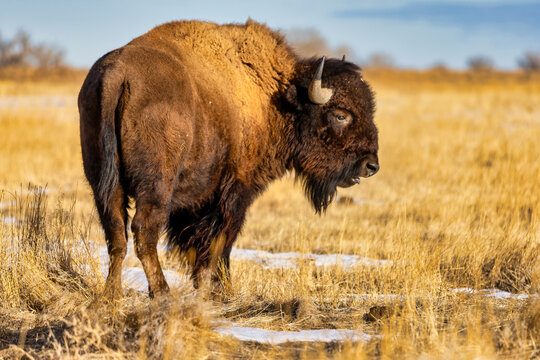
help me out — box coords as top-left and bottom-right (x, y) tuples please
(452, 288), (538, 300)
(93, 245), (537, 300)
(96, 245), (391, 269)
(95, 244), (390, 292)
(93, 246), (182, 292)
(0, 95), (75, 109)
(2, 217), (17, 225)
(120, 267), (184, 292)
(352, 294), (406, 302)
(97, 244), (168, 265)
(0, 201), (15, 210)
(318, 289), (538, 304)
(215, 325), (377, 345)
(230, 248), (391, 269)
(323, 289), (538, 304)
(91, 263), (186, 293)
(338, 294), (405, 303)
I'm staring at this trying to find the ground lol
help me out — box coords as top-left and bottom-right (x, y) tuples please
(0, 69), (539, 359)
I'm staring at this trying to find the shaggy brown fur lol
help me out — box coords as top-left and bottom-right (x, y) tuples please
(78, 19), (379, 298)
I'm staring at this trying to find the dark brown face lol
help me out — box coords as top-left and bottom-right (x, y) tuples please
(290, 58), (379, 212)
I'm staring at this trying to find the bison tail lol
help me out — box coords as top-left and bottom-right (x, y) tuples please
(96, 75), (127, 212)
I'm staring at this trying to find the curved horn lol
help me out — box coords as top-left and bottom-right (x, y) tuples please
(308, 56), (333, 105)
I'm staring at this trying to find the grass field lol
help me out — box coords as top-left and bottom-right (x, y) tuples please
(0, 69), (539, 359)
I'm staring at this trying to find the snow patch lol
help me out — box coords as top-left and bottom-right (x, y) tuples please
(120, 266), (185, 292)
(94, 245), (537, 300)
(92, 245), (185, 292)
(0, 201), (14, 210)
(230, 248), (391, 269)
(317, 289), (538, 304)
(215, 325), (376, 345)
(0, 95), (74, 109)
(2, 217), (17, 225)
(452, 288), (537, 300)
(92, 263), (186, 293)
(97, 245), (390, 270)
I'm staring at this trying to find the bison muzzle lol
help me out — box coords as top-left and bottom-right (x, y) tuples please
(78, 20), (379, 298)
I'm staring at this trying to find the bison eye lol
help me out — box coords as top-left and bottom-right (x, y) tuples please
(328, 110), (352, 131)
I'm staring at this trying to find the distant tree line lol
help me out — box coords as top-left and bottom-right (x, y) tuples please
(1, 28), (539, 72)
(285, 28), (540, 72)
(0, 30), (64, 69)
(466, 53), (540, 72)
(517, 53), (540, 72)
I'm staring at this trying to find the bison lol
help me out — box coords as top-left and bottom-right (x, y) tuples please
(79, 19), (379, 298)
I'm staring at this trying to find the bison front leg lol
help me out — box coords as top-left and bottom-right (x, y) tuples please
(192, 229), (241, 292)
(132, 201), (170, 297)
(215, 227), (242, 286)
(215, 240), (234, 286)
(191, 234), (225, 290)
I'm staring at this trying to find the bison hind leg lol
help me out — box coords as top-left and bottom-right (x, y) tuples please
(94, 185), (129, 301)
(131, 193), (173, 298)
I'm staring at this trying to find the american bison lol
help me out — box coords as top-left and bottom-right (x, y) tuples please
(79, 20), (379, 298)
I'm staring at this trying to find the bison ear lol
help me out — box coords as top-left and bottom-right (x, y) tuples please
(285, 85), (303, 111)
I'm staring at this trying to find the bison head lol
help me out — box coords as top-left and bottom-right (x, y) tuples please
(287, 57), (379, 212)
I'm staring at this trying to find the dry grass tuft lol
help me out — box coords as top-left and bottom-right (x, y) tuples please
(0, 187), (99, 312)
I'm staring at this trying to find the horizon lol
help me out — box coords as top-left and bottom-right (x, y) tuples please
(1, 0), (540, 70)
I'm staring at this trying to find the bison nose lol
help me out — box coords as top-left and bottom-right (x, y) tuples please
(366, 163), (380, 177)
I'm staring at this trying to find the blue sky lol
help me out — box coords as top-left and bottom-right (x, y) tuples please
(1, 0), (539, 69)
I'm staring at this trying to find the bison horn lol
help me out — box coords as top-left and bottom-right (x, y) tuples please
(308, 56), (333, 105)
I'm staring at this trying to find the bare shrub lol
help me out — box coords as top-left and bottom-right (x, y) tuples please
(467, 56), (494, 72)
(518, 52), (540, 72)
(0, 29), (64, 69)
(285, 28), (355, 61)
(430, 62), (450, 71)
(364, 52), (396, 69)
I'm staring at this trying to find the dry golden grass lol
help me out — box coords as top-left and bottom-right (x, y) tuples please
(0, 70), (538, 359)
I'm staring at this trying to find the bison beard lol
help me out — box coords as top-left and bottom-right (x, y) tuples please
(301, 160), (363, 213)
(303, 176), (339, 214)
(79, 19), (379, 298)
